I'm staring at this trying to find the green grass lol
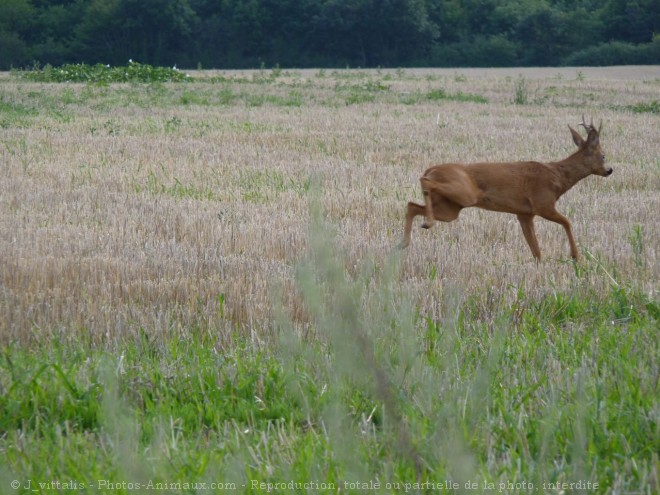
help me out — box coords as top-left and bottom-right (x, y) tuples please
(1, 209), (658, 494)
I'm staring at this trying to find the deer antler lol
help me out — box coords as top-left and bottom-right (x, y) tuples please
(579, 115), (597, 134)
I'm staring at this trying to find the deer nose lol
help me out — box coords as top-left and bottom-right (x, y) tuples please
(606, 167), (613, 176)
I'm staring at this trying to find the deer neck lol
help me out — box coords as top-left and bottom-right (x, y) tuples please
(551, 150), (592, 194)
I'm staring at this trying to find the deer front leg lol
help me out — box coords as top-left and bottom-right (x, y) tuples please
(400, 202), (426, 248)
(517, 214), (542, 260)
(540, 210), (579, 260)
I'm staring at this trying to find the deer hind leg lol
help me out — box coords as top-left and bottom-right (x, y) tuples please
(540, 209), (579, 260)
(419, 177), (469, 228)
(420, 178), (436, 229)
(400, 202), (426, 248)
(517, 214), (542, 260)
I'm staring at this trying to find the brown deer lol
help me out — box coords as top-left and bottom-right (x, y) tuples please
(401, 117), (612, 260)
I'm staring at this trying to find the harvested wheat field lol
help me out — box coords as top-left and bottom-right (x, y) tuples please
(1, 66), (658, 493)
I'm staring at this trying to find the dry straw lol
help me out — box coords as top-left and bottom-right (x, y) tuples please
(0, 68), (658, 345)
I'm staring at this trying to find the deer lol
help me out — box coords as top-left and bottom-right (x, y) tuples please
(400, 117), (613, 260)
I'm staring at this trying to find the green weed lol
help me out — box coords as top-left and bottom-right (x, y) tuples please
(135, 169), (216, 200)
(246, 91), (303, 107)
(627, 100), (660, 114)
(513, 75), (529, 104)
(16, 61), (192, 84)
(238, 169), (311, 203)
(0, 97), (37, 127)
(1, 246), (658, 491)
(426, 88), (488, 104)
(336, 80), (389, 105)
(629, 224), (645, 268)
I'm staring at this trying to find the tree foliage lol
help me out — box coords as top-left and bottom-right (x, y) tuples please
(0, 0), (658, 69)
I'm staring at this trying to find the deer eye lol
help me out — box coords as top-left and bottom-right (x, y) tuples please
(601, 153), (606, 161)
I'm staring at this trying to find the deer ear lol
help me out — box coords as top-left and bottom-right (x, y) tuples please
(568, 126), (584, 147)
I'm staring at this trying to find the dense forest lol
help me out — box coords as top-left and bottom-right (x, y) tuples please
(1, 0), (659, 70)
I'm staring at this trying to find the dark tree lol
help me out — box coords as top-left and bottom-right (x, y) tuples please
(1, 0), (658, 70)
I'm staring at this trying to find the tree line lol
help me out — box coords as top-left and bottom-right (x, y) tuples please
(1, 0), (659, 70)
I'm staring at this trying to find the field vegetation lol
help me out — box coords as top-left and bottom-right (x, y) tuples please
(0, 66), (658, 494)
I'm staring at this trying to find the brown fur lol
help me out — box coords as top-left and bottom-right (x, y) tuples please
(401, 118), (613, 260)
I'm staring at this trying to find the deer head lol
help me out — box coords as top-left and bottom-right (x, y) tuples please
(568, 115), (613, 177)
